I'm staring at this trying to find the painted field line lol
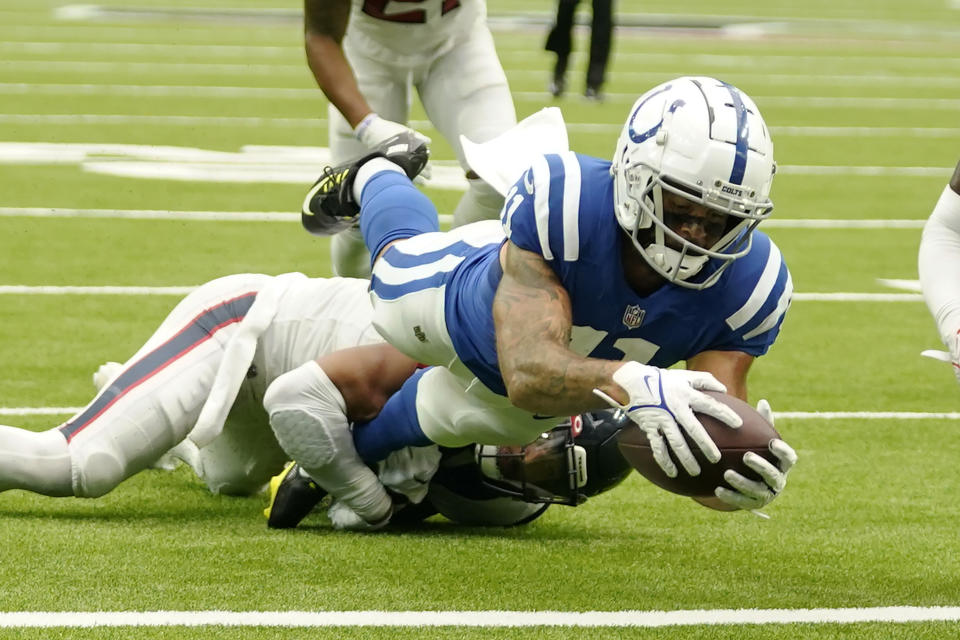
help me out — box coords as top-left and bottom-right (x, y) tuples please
(3, 114), (960, 133)
(0, 207), (460, 225)
(0, 287), (924, 302)
(0, 285), (194, 295)
(0, 209), (928, 229)
(792, 293), (922, 301)
(2, 607), (960, 628)
(2, 407), (955, 419)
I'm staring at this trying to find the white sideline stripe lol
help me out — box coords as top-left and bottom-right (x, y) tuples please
(1, 607), (960, 627)
(3, 407), (958, 419)
(0, 209), (927, 229)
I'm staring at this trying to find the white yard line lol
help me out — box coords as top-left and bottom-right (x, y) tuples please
(0, 207), (930, 228)
(0, 285), (921, 301)
(0, 607), (959, 627)
(2, 407), (951, 418)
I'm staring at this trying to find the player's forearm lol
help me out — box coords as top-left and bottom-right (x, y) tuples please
(305, 33), (372, 128)
(303, 0), (371, 127)
(498, 341), (627, 415)
(495, 242), (630, 414)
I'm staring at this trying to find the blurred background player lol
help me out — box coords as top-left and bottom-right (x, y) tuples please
(919, 157), (960, 380)
(545, 0), (615, 100)
(304, 0), (517, 277)
(300, 77), (797, 519)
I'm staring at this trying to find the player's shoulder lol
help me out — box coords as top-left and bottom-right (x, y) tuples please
(714, 230), (793, 338)
(503, 152), (614, 260)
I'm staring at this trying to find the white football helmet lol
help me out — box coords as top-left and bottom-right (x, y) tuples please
(611, 76), (776, 289)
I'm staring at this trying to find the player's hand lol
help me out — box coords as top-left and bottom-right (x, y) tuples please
(328, 499), (391, 531)
(713, 399), (797, 512)
(921, 328), (960, 384)
(593, 361), (741, 478)
(378, 445), (442, 504)
(354, 113), (433, 182)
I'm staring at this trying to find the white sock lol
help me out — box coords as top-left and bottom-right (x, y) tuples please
(352, 157), (404, 204)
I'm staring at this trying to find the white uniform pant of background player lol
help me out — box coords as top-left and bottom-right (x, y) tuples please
(52, 274), (382, 498)
(329, 20), (516, 277)
(369, 221), (545, 447)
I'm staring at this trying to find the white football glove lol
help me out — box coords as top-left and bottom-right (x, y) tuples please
(921, 328), (960, 384)
(714, 399), (797, 513)
(378, 445), (442, 505)
(353, 113), (433, 182)
(593, 361), (742, 478)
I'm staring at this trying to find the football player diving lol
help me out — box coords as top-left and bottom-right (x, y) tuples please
(292, 76), (798, 529)
(0, 272), (631, 530)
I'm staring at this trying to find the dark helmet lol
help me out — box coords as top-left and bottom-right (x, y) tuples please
(393, 410), (633, 527)
(473, 409), (633, 506)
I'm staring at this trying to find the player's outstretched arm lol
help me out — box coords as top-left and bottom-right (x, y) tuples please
(493, 241), (625, 415)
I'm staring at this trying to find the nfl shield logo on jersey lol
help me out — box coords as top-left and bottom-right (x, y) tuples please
(622, 305), (645, 329)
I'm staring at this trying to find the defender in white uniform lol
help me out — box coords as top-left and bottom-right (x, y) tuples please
(305, 0), (517, 276)
(919, 158), (960, 381)
(0, 274), (388, 500)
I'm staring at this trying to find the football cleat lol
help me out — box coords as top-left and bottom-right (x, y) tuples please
(301, 131), (430, 236)
(263, 462), (327, 529)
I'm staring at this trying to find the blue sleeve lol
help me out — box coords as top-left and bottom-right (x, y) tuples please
(500, 154), (580, 264)
(714, 232), (793, 356)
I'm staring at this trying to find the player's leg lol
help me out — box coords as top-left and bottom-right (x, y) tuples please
(585, 0), (613, 95)
(0, 275), (267, 498)
(185, 382), (287, 496)
(263, 360), (393, 526)
(329, 47), (411, 278)
(352, 363), (547, 462)
(545, 0), (579, 95)
(418, 24), (516, 226)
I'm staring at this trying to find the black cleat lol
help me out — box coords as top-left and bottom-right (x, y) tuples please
(263, 462), (327, 529)
(301, 131), (430, 236)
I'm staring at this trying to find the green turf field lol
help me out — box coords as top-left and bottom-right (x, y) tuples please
(2, 0), (960, 636)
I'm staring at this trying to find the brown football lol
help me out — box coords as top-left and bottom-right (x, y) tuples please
(616, 390), (780, 497)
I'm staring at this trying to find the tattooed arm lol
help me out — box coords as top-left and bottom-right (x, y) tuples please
(304, 0), (372, 128)
(493, 241), (629, 414)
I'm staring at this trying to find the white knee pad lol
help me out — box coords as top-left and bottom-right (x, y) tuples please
(263, 361), (391, 523)
(452, 177), (504, 226)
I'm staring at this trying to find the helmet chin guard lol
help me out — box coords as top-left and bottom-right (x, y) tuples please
(475, 411), (633, 506)
(611, 76), (776, 289)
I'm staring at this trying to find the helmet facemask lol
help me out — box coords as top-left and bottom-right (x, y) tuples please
(617, 162), (772, 289)
(476, 428), (587, 506)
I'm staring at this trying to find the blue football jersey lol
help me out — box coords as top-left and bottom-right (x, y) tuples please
(444, 152), (792, 396)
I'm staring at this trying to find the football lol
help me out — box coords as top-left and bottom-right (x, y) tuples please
(616, 391), (780, 498)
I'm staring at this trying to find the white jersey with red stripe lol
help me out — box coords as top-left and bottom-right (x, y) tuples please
(345, 0), (484, 65)
(58, 274), (382, 498)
